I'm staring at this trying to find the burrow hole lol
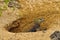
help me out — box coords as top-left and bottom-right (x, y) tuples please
(5, 18), (47, 33)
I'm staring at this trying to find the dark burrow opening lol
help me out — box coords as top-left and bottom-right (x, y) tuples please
(6, 18), (47, 33)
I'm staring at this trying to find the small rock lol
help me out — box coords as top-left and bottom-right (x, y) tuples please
(50, 31), (60, 40)
(8, 0), (21, 9)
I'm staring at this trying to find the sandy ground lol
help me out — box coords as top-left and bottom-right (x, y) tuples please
(0, 0), (60, 40)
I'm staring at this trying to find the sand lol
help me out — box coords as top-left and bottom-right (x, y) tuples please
(0, 0), (60, 40)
